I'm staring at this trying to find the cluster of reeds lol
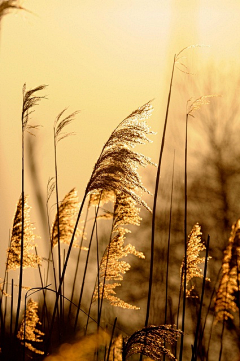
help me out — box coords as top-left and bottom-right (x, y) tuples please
(0, 6), (240, 360)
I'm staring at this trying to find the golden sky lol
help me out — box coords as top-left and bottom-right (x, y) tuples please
(1, 0), (240, 277)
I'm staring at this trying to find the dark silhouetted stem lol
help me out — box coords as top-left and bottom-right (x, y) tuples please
(164, 151), (175, 325)
(53, 131), (62, 321)
(145, 55), (176, 328)
(179, 112), (188, 361)
(46, 192), (87, 354)
(106, 317), (117, 361)
(15, 114), (25, 337)
(68, 204), (89, 320)
(74, 200), (100, 331)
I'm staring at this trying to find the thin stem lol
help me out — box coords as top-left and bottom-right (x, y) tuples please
(175, 267), (183, 358)
(145, 54), (176, 328)
(45, 185), (60, 328)
(74, 199), (101, 331)
(218, 319), (225, 361)
(106, 317), (117, 361)
(10, 279), (14, 343)
(3, 272), (8, 327)
(95, 207), (100, 329)
(163, 151), (175, 361)
(164, 150), (175, 325)
(53, 131), (62, 321)
(46, 192), (87, 354)
(68, 204), (90, 320)
(205, 312), (214, 361)
(200, 267), (221, 347)
(63, 249), (66, 323)
(179, 113), (188, 361)
(85, 288), (95, 335)
(35, 247), (49, 330)
(98, 219), (115, 324)
(15, 109), (25, 337)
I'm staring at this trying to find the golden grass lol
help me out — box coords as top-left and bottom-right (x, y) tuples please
(7, 195), (41, 271)
(181, 223), (211, 298)
(17, 298), (44, 355)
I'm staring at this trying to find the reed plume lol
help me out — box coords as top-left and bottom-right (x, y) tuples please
(54, 108), (79, 144)
(180, 223), (210, 298)
(22, 84), (47, 132)
(86, 101), (154, 210)
(187, 95), (219, 117)
(123, 325), (182, 361)
(0, 0), (23, 19)
(90, 102), (154, 312)
(17, 298), (44, 355)
(93, 192), (145, 309)
(51, 188), (86, 249)
(7, 195), (41, 271)
(215, 219), (240, 322)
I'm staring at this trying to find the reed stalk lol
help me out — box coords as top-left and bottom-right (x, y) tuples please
(74, 198), (101, 331)
(145, 54), (176, 328)
(68, 204), (89, 320)
(15, 84), (46, 337)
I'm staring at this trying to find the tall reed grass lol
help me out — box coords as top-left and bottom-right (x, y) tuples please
(0, 6), (240, 360)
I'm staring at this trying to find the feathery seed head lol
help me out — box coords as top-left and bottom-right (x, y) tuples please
(17, 298), (44, 355)
(89, 189), (116, 207)
(22, 84), (47, 133)
(215, 219), (240, 322)
(187, 95), (219, 117)
(123, 325), (182, 360)
(7, 195), (41, 271)
(86, 101), (155, 212)
(51, 188), (84, 248)
(0, 0), (24, 19)
(181, 223), (211, 298)
(54, 108), (79, 143)
(93, 191), (144, 309)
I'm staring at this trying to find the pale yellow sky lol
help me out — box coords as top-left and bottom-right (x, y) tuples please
(1, 0), (240, 279)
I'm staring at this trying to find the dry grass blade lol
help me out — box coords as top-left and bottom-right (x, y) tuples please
(86, 101), (155, 211)
(17, 298), (44, 355)
(123, 325), (182, 360)
(7, 195), (41, 271)
(215, 219), (240, 322)
(93, 192), (144, 309)
(51, 188), (86, 249)
(180, 223), (211, 298)
(54, 108), (79, 143)
(22, 84), (47, 132)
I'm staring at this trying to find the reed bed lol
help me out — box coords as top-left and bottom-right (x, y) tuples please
(0, 4), (240, 361)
